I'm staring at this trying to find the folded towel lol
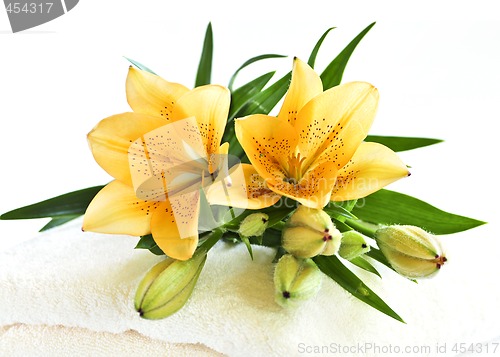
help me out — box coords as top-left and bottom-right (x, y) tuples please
(1, 219), (499, 356)
(0, 324), (221, 356)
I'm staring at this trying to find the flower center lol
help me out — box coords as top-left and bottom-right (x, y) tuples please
(286, 152), (307, 183)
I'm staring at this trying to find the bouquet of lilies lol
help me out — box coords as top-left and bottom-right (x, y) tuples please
(1, 23), (484, 322)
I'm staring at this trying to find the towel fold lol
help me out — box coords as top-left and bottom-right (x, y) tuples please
(1, 219), (499, 356)
(0, 324), (221, 356)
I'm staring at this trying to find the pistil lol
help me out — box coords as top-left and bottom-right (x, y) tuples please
(287, 152), (307, 183)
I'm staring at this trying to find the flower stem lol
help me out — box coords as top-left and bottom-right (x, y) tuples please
(345, 219), (378, 238)
(198, 228), (225, 253)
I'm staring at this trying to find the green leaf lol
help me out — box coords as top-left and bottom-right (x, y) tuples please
(308, 27), (336, 69)
(314, 255), (404, 323)
(1, 185), (105, 220)
(349, 256), (381, 278)
(124, 57), (157, 75)
(39, 215), (80, 232)
(336, 199), (358, 212)
(228, 54), (286, 91)
(366, 246), (394, 271)
(195, 22), (213, 87)
(241, 235), (254, 260)
(351, 189), (486, 234)
(228, 71), (276, 121)
(320, 22), (376, 90)
(365, 135), (443, 152)
(323, 202), (358, 221)
(233, 71), (292, 118)
(135, 235), (165, 256)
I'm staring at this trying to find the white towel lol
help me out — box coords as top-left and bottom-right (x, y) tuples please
(1, 219), (499, 356)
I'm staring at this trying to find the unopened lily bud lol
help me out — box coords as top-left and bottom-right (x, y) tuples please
(238, 213), (269, 237)
(274, 254), (322, 307)
(375, 225), (447, 279)
(339, 231), (371, 260)
(134, 252), (206, 319)
(282, 205), (341, 258)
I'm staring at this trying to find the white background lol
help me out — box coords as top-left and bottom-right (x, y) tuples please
(1, 0), (499, 312)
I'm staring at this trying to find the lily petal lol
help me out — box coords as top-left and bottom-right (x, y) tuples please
(278, 58), (323, 125)
(331, 142), (410, 201)
(295, 82), (379, 171)
(82, 180), (153, 236)
(126, 67), (189, 119)
(88, 112), (167, 185)
(235, 114), (299, 185)
(206, 163), (281, 209)
(172, 85), (230, 163)
(218, 142), (229, 156)
(268, 162), (338, 209)
(150, 195), (199, 261)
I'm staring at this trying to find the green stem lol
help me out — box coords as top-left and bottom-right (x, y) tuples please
(198, 228), (225, 253)
(345, 219), (378, 238)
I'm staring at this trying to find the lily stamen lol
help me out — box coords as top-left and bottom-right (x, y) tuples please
(287, 152), (307, 183)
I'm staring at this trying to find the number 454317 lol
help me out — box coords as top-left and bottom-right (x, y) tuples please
(452, 342), (499, 354)
(6, 2), (53, 14)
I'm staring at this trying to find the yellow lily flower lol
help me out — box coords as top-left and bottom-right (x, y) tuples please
(83, 67), (278, 260)
(235, 58), (409, 209)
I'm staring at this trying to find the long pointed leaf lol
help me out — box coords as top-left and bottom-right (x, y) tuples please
(349, 256), (381, 278)
(314, 255), (404, 322)
(320, 22), (376, 90)
(352, 189), (485, 234)
(366, 246), (394, 271)
(233, 71), (291, 117)
(228, 71), (275, 121)
(365, 135), (443, 152)
(195, 22), (213, 87)
(124, 57), (157, 75)
(1, 185), (105, 220)
(39, 215), (80, 232)
(228, 54), (286, 91)
(308, 27), (335, 69)
(323, 202), (358, 221)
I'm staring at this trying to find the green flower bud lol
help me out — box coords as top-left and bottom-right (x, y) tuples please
(338, 231), (371, 260)
(375, 225), (447, 279)
(274, 254), (322, 307)
(282, 205), (341, 258)
(238, 212), (269, 237)
(134, 252), (207, 319)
